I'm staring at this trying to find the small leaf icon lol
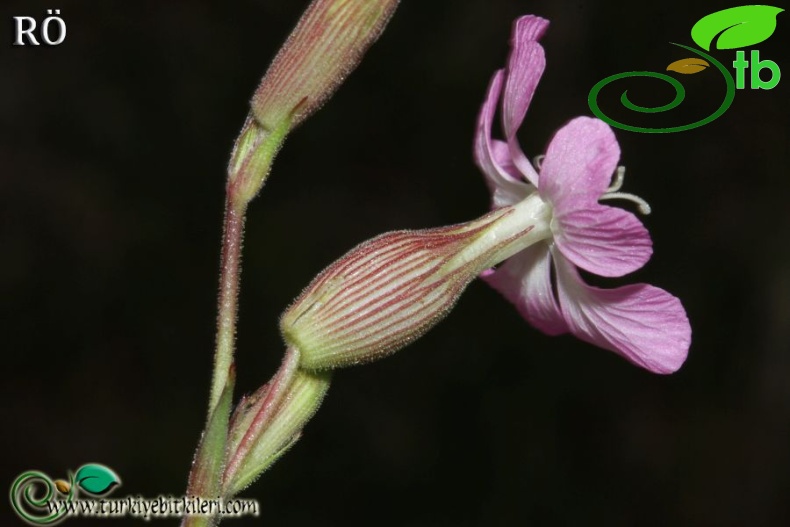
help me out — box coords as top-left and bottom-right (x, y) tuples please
(691, 5), (784, 51)
(74, 464), (120, 495)
(54, 479), (71, 494)
(667, 57), (710, 74)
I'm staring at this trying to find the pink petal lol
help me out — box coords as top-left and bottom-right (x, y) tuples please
(539, 117), (620, 209)
(474, 71), (532, 208)
(506, 133), (541, 189)
(482, 244), (568, 336)
(502, 16), (548, 187)
(553, 252), (691, 374)
(502, 16), (548, 142)
(554, 204), (652, 277)
(490, 139), (525, 182)
(488, 140), (532, 208)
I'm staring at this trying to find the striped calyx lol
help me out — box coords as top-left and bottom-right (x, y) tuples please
(281, 195), (553, 370)
(222, 348), (331, 495)
(229, 0), (400, 205)
(252, 0), (400, 132)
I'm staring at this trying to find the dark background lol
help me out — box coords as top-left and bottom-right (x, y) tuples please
(2, 1), (789, 525)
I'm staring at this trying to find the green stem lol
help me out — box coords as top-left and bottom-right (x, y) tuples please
(182, 200), (246, 527)
(209, 199), (247, 413)
(181, 369), (236, 527)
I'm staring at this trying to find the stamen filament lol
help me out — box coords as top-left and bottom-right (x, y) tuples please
(600, 191), (652, 215)
(607, 166), (625, 192)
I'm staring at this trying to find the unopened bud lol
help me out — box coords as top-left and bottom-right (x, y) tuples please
(228, 0), (400, 205)
(282, 195), (552, 370)
(253, 0), (400, 131)
(222, 348), (330, 495)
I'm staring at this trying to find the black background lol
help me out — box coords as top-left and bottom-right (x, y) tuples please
(2, 1), (789, 525)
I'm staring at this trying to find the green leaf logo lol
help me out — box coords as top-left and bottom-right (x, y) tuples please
(74, 464), (121, 495)
(691, 5), (784, 51)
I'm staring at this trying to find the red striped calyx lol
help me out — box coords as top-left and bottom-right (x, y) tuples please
(281, 194), (552, 370)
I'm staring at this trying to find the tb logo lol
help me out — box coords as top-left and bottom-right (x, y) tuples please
(588, 5), (783, 133)
(733, 50), (780, 89)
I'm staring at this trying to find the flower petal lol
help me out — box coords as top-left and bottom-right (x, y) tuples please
(482, 243), (568, 336)
(553, 252), (691, 374)
(489, 139), (526, 182)
(554, 204), (652, 277)
(502, 16), (548, 143)
(488, 140), (533, 207)
(474, 70), (532, 208)
(502, 16), (548, 187)
(539, 117), (620, 209)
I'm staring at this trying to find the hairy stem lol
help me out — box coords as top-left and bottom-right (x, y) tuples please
(209, 199), (247, 413)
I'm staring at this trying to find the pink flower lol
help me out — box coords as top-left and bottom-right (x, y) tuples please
(475, 16), (691, 373)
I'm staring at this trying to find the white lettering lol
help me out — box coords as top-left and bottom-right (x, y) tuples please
(13, 16), (39, 46)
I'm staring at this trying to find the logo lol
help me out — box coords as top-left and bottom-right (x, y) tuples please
(10, 464), (120, 525)
(588, 5), (784, 133)
(9, 464), (258, 524)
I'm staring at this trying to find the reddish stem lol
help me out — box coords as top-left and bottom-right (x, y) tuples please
(209, 198), (246, 413)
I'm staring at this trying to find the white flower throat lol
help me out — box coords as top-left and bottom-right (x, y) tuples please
(448, 161), (653, 277)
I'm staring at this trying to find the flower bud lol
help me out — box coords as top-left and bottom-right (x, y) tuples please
(222, 348), (330, 495)
(252, 0), (400, 131)
(228, 0), (399, 205)
(281, 195), (552, 370)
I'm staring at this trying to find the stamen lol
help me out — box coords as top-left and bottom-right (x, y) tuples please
(607, 166), (625, 192)
(532, 155), (545, 170)
(600, 165), (651, 214)
(600, 192), (652, 215)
